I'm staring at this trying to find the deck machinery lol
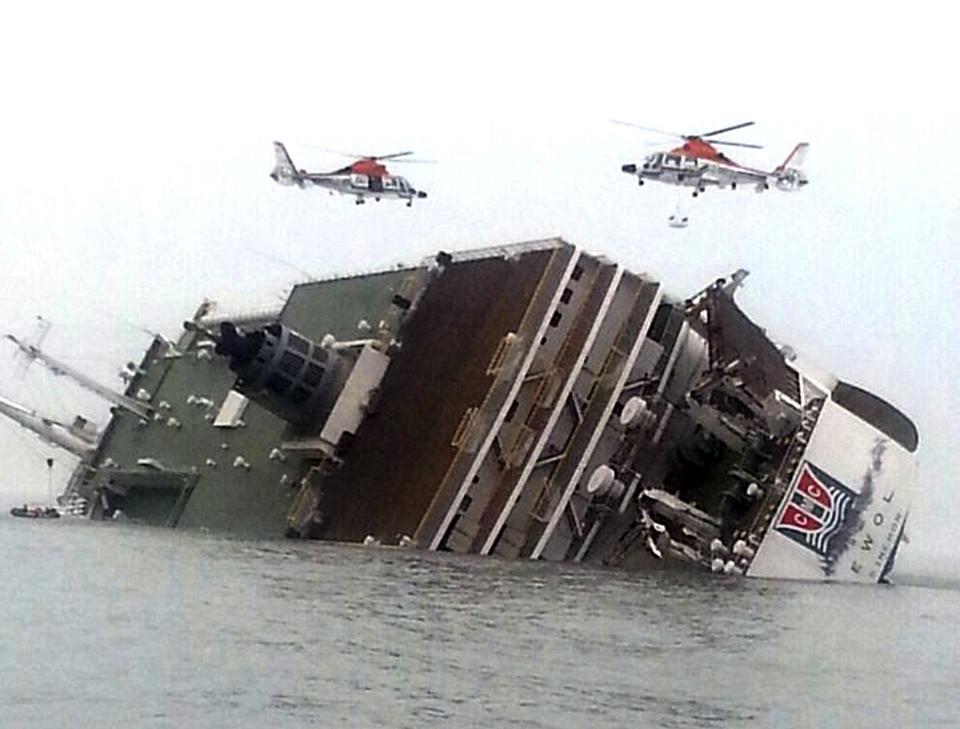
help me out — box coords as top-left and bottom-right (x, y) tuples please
(71, 239), (917, 582)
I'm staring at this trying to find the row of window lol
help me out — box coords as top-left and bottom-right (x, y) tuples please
(349, 174), (411, 191)
(643, 153), (701, 171)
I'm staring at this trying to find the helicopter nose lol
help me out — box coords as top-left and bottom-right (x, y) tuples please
(417, 190), (428, 199)
(621, 163), (637, 174)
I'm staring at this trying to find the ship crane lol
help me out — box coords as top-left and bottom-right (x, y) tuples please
(0, 393), (97, 459)
(4, 334), (152, 420)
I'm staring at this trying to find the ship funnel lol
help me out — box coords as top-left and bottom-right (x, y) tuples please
(215, 322), (264, 368)
(213, 321), (350, 427)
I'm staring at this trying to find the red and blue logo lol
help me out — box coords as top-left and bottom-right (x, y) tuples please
(775, 462), (857, 558)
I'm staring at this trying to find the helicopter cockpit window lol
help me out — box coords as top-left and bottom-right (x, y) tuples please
(350, 174), (370, 188)
(396, 178), (410, 192)
(643, 153), (662, 170)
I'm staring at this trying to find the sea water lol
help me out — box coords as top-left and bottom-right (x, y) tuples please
(1, 517), (957, 728)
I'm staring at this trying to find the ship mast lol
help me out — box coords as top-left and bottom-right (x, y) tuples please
(4, 333), (152, 420)
(0, 393), (97, 459)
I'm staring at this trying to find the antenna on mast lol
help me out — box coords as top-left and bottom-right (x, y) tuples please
(12, 316), (51, 379)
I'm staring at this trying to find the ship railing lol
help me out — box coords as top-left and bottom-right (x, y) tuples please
(197, 306), (283, 329)
(424, 238), (567, 266)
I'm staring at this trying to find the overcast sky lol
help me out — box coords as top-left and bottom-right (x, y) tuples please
(0, 2), (956, 573)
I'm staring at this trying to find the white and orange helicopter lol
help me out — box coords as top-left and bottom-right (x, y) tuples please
(270, 142), (429, 206)
(615, 121), (808, 197)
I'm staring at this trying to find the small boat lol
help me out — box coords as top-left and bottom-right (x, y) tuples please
(10, 504), (61, 519)
(9, 458), (65, 519)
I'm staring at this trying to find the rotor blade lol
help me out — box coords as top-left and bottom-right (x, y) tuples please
(300, 145), (369, 158)
(386, 158), (438, 164)
(699, 121), (755, 137)
(372, 151), (415, 161)
(609, 120), (684, 138)
(298, 146), (422, 162)
(705, 139), (764, 149)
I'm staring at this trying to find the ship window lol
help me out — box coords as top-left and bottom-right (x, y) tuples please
(303, 362), (326, 388)
(505, 399), (519, 423)
(288, 333), (309, 354)
(213, 390), (249, 428)
(648, 303), (673, 343)
(832, 382), (919, 453)
(289, 385), (311, 405)
(560, 287), (573, 305)
(278, 351), (304, 377)
(571, 265), (584, 281)
(266, 373), (292, 395)
(549, 311), (562, 327)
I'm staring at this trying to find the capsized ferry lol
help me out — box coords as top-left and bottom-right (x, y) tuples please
(55, 239), (915, 582)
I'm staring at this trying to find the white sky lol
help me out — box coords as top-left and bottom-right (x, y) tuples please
(0, 2), (956, 573)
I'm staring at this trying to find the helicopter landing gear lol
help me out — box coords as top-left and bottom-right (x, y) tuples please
(355, 197), (365, 205)
(406, 200), (413, 208)
(638, 179), (644, 186)
(731, 182), (737, 190)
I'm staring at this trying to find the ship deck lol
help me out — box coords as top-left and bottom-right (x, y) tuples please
(317, 251), (557, 544)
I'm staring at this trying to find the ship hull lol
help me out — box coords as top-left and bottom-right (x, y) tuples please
(71, 240), (918, 584)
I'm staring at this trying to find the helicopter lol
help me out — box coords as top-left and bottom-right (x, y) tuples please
(615, 121), (808, 197)
(270, 142), (429, 206)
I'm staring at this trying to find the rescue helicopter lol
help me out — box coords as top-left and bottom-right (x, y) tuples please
(270, 142), (429, 206)
(614, 121), (808, 197)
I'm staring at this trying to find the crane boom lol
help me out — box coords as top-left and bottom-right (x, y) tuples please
(0, 393), (97, 458)
(4, 334), (152, 420)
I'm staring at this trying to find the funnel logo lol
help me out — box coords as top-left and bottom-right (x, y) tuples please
(775, 463), (857, 558)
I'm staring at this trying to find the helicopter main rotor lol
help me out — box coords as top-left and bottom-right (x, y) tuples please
(302, 146), (435, 163)
(610, 120), (763, 149)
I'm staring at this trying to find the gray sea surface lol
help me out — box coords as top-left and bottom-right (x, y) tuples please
(1, 517), (957, 728)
